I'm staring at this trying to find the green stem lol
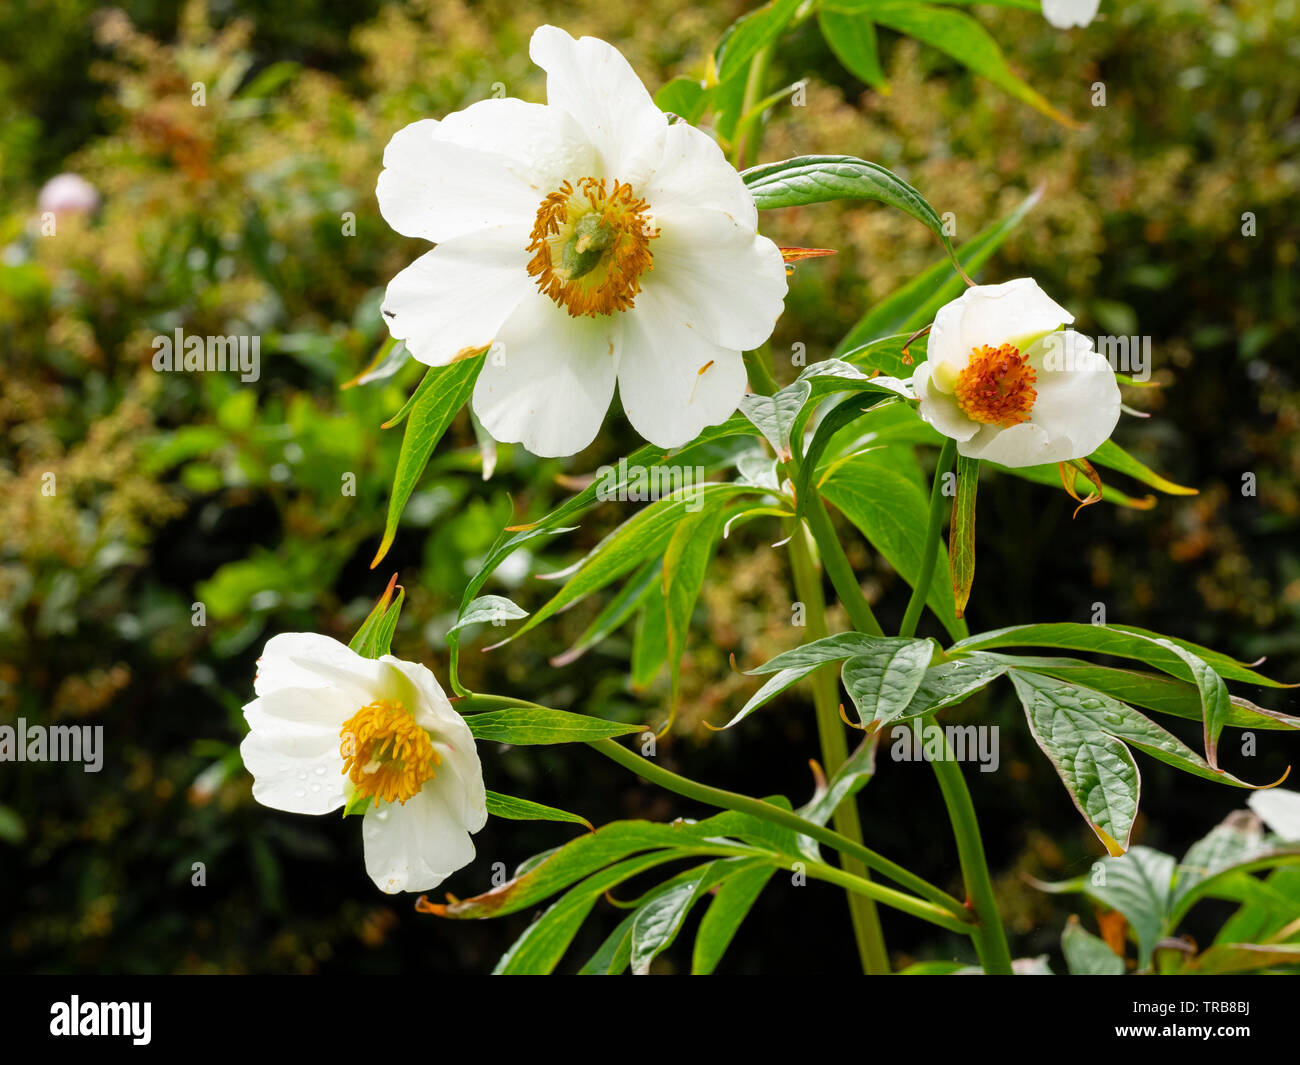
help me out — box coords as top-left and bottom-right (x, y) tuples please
(786, 520), (891, 973)
(902, 440), (1013, 974)
(802, 491), (884, 636)
(916, 721), (1014, 974)
(744, 345), (780, 397)
(899, 437), (956, 639)
(589, 737), (972, 935)
(732, 45), (772, 171)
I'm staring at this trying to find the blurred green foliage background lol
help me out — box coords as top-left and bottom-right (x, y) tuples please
(1, 0), (1298, 973)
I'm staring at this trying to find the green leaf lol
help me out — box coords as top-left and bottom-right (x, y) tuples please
(347, 576), (405, 659)
(654, 76), (711, 123)
(716, 0), (805, 82)
(978, 655), (1300, 731)
(631, 590), (670, 690)
(552, 558), (661, 668)
(739, 383), (811, 460)
(1149, 637), (1231, 769)
(466, 706), (643, 746)
(951, 622), (1291, 688)
(692, 862), (775, 974)
(1061, 915), (1125, 975)
(577, 910), (638, 975)
(372, 355), (483, 567)
(748, 631), (901, 675)
(897, 653), (1008, 719)
(663, 505), (729, 727)
(447, 594), (527, 636)
(429, 819), (761, 921)
(484, 790), (593, 831)
(797, 735), (878, 834)
(743, 154), (961, 270)
(508, 484), (757, 643)
(1083, 847), (1176, 968)
(448, 522), (576, 695)
(493, 851), (685, 974)
(794, 394), (894, 521)
(841, 638), (934, 726)
(827, 1), (1075, 126)
(1089, 439), (1196, 497)
(820, 448), (967, 640)
(819, 8), (886, 88)
(1009, 670), (1140, 857)
(949, 455), (978, 618)
(630, 862), (724, 974)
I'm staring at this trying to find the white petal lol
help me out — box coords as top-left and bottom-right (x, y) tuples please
(913, 361), (979, 443)
(380, 226), (532, 367)
(376, 103), (596, 243)
(617, 285), (748, 448)
(362, 788), (477, 894)
(240, 687), (351, 815)
(961, 420), (1075, 467)
(638, 121), (758, 227)
(1248, 788), (1300, 841)
(471, 290), (618, 457)
(928, 278), (1074, 386)
(1028, 339), (1121, 459)
(529, 26), (667, 175)
(645, 206), (787, 350)
(382, 656), (488, 832)
(1042, 0), (1101, 30)
(253, 632), (384, 704)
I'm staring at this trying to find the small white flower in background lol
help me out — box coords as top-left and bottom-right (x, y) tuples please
(911, 278), (1120, 468)
(240, 633), (487, 893)
(376, 25), (788, 457)
(1042, 0), (1100, 30)
(37, 173), (101, 216)
(1248, 788), (1300, 841)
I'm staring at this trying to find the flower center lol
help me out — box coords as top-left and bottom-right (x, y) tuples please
(954, 343), (1038, 428)
(339, 699), (440, 806)
(526, 177), (657, 318)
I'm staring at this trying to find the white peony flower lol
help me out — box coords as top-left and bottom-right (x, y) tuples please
(376, 25), (788, 457)
(37, 173), (101, 216)
(911, 278), (1121, 468)
(1042, 0), (1101, 30)
(240, 633), (487, 894)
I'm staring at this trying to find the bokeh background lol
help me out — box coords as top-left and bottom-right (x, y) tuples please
(2, 0), (1297, 973)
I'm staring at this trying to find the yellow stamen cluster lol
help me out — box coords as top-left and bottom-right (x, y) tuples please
(526, 177), (657, 317)
(339, 699), (440, 806)
(954, 343), (1038, 428)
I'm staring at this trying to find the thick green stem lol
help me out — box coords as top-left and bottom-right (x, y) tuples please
(589, 737), (972, 935)
(899, 437), (956, 639)
(786, 521), (891, 973)
(902, 440), (1013, 974)
(802, 491), (884, 636)
(917, 721), (1014, 974)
